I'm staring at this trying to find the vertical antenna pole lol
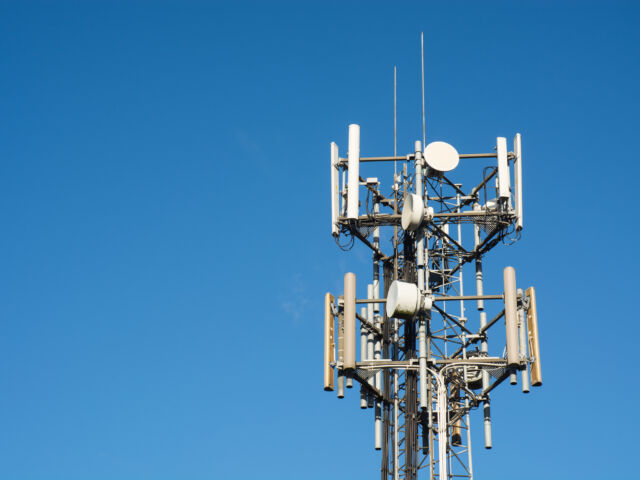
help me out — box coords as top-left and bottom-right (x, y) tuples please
(393, 323), (399, 480)
(393, 66), (399, 283)
(392, 69), (399, 477)
(373, 201), (382, 453)
(373, 198), (381, 390)
(414, 141), (429, 411)
(421, 32), (426, 147)
(394, 66), (398, 161)
(371, 195), (384, 450)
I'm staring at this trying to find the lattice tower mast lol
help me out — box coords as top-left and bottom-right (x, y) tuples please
(322, 48), (543, 480)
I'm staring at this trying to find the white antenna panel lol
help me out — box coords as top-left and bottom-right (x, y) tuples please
(343, 272), (356, 370)
(514, 133), (523, 230)
(496, 137), (510, 200)
(424, 141), (459, 172)
(503, 266), (519, 367)
(330, 142), (339, 236)
(341, 170), (346, 216)
(347, 124), (360, 220)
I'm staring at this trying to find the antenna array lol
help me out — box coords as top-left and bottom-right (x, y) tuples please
(323, 65), (541, 480)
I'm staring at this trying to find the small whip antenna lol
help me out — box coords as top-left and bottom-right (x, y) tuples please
(394, 66), (398, 174)
(421, 32), (426, 147)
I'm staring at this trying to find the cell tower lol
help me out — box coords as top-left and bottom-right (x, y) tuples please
(322, 39), (542, 480)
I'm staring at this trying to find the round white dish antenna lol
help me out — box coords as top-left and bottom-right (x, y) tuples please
(425, 141), (459, 172)
(401, 193), (424, 231)
(386, 280), (420, 319)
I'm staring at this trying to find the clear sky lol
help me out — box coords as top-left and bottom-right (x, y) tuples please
(1, 1), (638, 479)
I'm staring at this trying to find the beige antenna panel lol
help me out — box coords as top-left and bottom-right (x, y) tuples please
(525, 287), (542, 386)
(324, 293), (335, 391)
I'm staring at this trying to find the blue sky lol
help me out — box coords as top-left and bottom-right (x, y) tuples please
(1, 1), (638, 479)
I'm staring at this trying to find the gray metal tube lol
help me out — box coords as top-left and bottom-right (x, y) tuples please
(337, 373), (344, 398)
(373, 201), (381, 393)
(372, 299), (381, 391)
(367, 284), (375, 387)
(393, 318), (399, 480)
(360, 306), (368, 408)
(344, 273), (356, 371)
(483, 401), (492, 449)
(375, 401), (382, 450)
(419, 319), (428, 409)
(503, 267), (519, 368)
(414, 141), (429, 411)
(415, 141), (425, 290)
(354, 152), (496, 162)
(367, 237), (382, 450)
